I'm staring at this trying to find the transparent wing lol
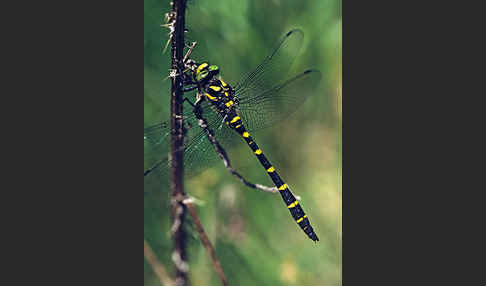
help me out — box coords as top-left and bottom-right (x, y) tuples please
(144, 107), (199, 177)
(232, 29), (321, 132)
(144, 100), (242, 195)
(234, 29), (304, 102)
(237, 69), (322, 132)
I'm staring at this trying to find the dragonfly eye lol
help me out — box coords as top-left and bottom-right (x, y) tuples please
(208, 65), (219, 72)
(208, 65), (220, 77)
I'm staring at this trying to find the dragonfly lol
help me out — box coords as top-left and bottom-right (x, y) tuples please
(144, 29), (321, 242)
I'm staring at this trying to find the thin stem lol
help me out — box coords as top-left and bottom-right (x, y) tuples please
(144, 240), (175, 286)
(193, 103), (278, 193)
(184, 199), (229, 286)
(170, 1), (188, 285)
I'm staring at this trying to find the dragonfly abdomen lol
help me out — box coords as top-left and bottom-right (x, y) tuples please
(226, 112), (319, 242)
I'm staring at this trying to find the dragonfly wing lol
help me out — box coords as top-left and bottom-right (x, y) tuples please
(144, 100), (220, 175)
(144, 100), (240, 195)
(234, 29), (304, 101)
(144, 106), (199, 176)
(237, 69), (322, 132)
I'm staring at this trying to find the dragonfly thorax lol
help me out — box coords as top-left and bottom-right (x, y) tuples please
(203, 76), (238, 115)
(192, 62), (239, 120)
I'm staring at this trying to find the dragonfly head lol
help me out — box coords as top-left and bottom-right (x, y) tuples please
(195, 63), (219, 82)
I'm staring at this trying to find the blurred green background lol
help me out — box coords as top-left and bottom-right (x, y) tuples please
(144, 0), (341, 285)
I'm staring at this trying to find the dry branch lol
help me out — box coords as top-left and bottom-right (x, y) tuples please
(144, 240), (175, 286)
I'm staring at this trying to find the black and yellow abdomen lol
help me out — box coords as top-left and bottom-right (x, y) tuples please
(225, 110), (319, 242)
(195, 67), (319, 241)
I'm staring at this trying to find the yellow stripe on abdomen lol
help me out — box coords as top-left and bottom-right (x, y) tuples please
(209, 86), (221, 92)
(205, 93), (218, 101)
(230, 116), (240, 123)
(296, 215), (307, 223)
(288, 201), (299, 208)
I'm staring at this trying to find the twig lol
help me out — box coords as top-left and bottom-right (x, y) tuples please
(183, 199), (229, 286)
(169, 1), (188, 285)
(183, 41), (197, 64)
(193, 102), (278, 193)
(144, 240), (175, 286)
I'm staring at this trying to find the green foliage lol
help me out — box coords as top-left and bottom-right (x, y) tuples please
(145, 0), (341, 285)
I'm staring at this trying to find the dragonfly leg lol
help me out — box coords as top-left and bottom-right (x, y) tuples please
(183, 97), (197, 108)
(183, 85), (198, 92)
(183, 41), (197, 64)
(193, 106), (277, 193)
(221, 114), (228, 126)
